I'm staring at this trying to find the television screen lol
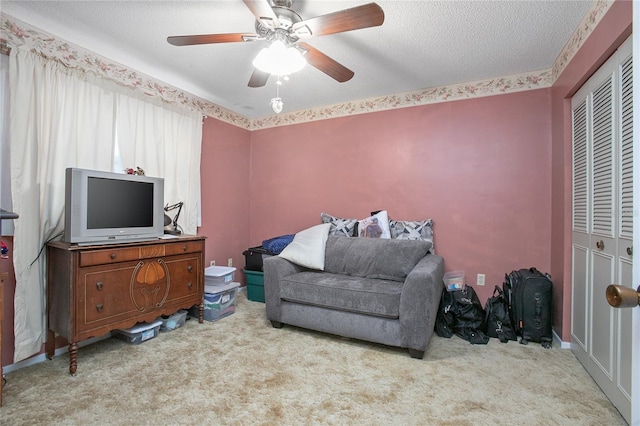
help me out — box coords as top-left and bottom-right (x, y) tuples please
(87, 177), (154, 229)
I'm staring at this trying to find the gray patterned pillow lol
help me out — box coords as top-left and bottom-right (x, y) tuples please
(320, 212), (358, 237)
(389, 219), (435, 253)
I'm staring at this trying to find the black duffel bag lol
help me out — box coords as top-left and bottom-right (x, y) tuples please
(436, 285), (489, 345)
(483, 285), (517, 343)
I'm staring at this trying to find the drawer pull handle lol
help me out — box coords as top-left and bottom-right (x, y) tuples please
(96, 282), (103, 291)
(187, 282), (193, 289)
(110, 253), (117, 260)
(96, 304), (104, 313)
(182, 245), (188, 252)
(187, 265), (193, 273)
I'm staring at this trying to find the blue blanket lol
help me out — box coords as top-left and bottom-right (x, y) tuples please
(262, 234), (295, 255)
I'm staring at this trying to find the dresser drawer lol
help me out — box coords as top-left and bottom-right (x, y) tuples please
(78, 265), (138, 328)
(79, 247), (142, 267)
(164, 240), (204, 256)
(164, 256), (202, 303)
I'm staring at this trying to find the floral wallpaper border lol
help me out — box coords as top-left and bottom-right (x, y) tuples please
(0, 0), (613, 131)
(552, 0), (614, 81)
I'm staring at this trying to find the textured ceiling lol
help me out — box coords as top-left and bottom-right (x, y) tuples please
(1, 0), (592, 119)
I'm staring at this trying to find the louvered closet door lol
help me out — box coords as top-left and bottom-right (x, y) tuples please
(571, 38), (632, 423)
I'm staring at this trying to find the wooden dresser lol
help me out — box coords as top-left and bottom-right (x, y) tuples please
(46, 235), (205, 375)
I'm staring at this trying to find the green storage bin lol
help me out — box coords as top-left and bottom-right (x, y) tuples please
(244, 269), (265, 303)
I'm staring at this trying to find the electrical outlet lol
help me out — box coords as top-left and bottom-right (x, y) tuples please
(210, 260), (215, 266)
(228, 258), (233, 267)
(477, 273), (485, 286)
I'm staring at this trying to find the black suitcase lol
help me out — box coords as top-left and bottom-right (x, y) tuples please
(503, 268), (553, 348)
(242, 246), (274, 272)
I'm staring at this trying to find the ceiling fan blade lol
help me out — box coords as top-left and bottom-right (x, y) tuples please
(243, 0), (280, 29)
(298, 42), (354, 83)
(248, 68), (270, 88)
(167, 33), (257, 46)
(292, 3), (384, 38)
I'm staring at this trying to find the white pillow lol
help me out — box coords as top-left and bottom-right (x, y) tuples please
(357, 210), (391, 239)
(278, 223), (331, 270)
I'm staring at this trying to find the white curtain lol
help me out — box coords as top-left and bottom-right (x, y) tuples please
(1, 54), (12, 235)
(115, 93), (202, 234)
(9, 48), (115, 361)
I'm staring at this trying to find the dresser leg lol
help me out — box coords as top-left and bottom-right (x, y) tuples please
(45, 329), (55, 360)
(68, 342), (78, 376)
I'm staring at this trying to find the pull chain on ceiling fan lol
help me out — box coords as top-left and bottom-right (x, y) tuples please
(167, 0), (385, 96)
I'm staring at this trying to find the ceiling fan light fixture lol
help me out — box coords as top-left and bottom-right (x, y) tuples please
(270, 97), (284, 113)
(252, 40), (306, 76)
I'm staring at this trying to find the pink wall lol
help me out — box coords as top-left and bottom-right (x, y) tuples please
(550, 0), (632, 341)
(198, 117), (251, 280)
(249, 89), (552, 305)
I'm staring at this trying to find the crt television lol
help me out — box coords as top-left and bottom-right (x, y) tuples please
(64, 167), (165, 245)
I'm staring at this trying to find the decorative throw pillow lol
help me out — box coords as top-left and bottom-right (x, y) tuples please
(389, 218), (435, 253)
(278, 223), (331, 270)
(357, 210), (391, 239)
(320, 212), (357, 237)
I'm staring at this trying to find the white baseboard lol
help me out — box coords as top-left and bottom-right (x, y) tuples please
(2, 333), (112, 375)
(553, 330), (571, 349)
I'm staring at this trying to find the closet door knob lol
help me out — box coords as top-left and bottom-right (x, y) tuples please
(596, 240), (605, 250)
(606, 285), (640, 308)
(627, 246), (633, 256)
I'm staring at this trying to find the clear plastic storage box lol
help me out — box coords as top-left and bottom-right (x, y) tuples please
(444, 270), (465, 291)
(198, 281), (240, 322)
(159, 310), (188, 332)
(114, 320), (162, 344)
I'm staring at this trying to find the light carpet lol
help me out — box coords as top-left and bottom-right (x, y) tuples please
(1, 293), (626, 425)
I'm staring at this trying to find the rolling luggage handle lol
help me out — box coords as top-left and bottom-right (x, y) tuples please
(529, 267), (552, 281)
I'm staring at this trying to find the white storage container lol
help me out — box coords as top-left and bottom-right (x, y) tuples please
(115, 320), (162, 344)
(204, 265), (236, 292)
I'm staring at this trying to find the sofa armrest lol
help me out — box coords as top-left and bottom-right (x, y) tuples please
(263, 256), (307, 322)
(399, 254), (444, 352)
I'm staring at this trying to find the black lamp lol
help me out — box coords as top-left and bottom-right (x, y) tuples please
(163, 202), (183, 235)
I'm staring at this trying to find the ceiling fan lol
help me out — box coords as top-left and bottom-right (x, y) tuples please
(167, 0), (385, 88)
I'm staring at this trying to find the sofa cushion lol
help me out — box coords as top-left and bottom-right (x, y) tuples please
(389, 218), (435, 253)
(280, 271), (404, 318)
(324, 235), (431, 281)
(279, 223), (331, 270)
(357, 210), (391, 239)
(321, 212), (358, 237)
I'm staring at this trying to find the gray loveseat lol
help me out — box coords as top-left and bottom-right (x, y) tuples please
(264, 235), (444, 358)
